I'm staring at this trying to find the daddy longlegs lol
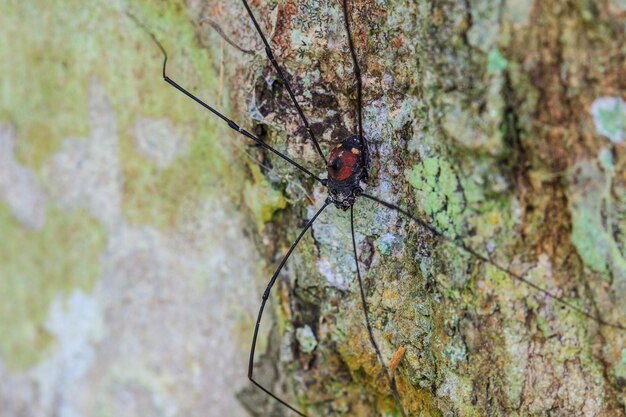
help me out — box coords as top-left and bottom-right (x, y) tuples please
(129, 1), (626, 416)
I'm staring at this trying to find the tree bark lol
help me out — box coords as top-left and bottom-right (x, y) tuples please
(225, 1), (626, 416)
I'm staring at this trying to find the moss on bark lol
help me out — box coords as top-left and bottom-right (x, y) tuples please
(231, 1), (626, 416)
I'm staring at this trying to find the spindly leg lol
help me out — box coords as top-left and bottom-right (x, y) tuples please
(249, 201), (331, 416)
(350, 205), (407, 417)
(361, 192), (626, 331)
(341, 0), (364, 143)
(127, 12), (323, 184)
(241, 0), (327, 165)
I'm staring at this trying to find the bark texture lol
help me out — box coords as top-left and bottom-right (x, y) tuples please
(221, 1), (626, 416)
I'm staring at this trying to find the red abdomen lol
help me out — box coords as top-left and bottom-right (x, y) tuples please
(328, 146), (360, 181)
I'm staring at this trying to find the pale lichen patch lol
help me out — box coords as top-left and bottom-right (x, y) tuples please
(131, 117), (191, 169)
(33, 290), (103, 414)
(0, 124), (47, 229)
(436, 372), (476, 415)
(567, 154), (626, 295)
(591, 97), (625, 144)
(43, 79), (122, 231)
(0, 205), (105, 370)
(296, 325), (318, 354)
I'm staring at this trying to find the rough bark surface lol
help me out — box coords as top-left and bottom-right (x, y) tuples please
(222, 1), (626, 416)
(1, 1), (625, 417)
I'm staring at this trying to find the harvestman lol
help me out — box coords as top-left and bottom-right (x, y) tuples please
(130, 1), (626, 415)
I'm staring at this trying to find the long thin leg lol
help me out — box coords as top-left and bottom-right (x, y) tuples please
(241, 0), (328, 165)
(249, 200), (331, 416)
(198, 18), (257, 55)
(350, 206), (407, 417)
(127, 12), (323, 184)
(361, 192), (626, 331)
(341, 0), (364, 143)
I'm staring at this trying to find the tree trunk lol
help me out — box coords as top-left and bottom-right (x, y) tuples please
(227, 1), (626, 416)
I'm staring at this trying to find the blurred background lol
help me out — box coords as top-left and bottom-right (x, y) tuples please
(0, 1), (264, 416)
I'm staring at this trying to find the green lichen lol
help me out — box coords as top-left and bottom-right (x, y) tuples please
(442, 340), (466, 366)
(296, 325), (318, 354)
(122, 126), (232, 229)
(568, 153), (626, 284)
(0, 204), (105, 370)
(487, 48), (508, 74)
(407, 156), (466, 236)
(243, 164), (287, 231)
(591, 97), (625, 144)
(376, 234), (398, 256)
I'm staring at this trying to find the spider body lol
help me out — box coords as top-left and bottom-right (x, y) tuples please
(325, 135), (369, 210)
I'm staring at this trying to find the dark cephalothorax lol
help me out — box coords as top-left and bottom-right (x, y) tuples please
(325, 135), (369, 210)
